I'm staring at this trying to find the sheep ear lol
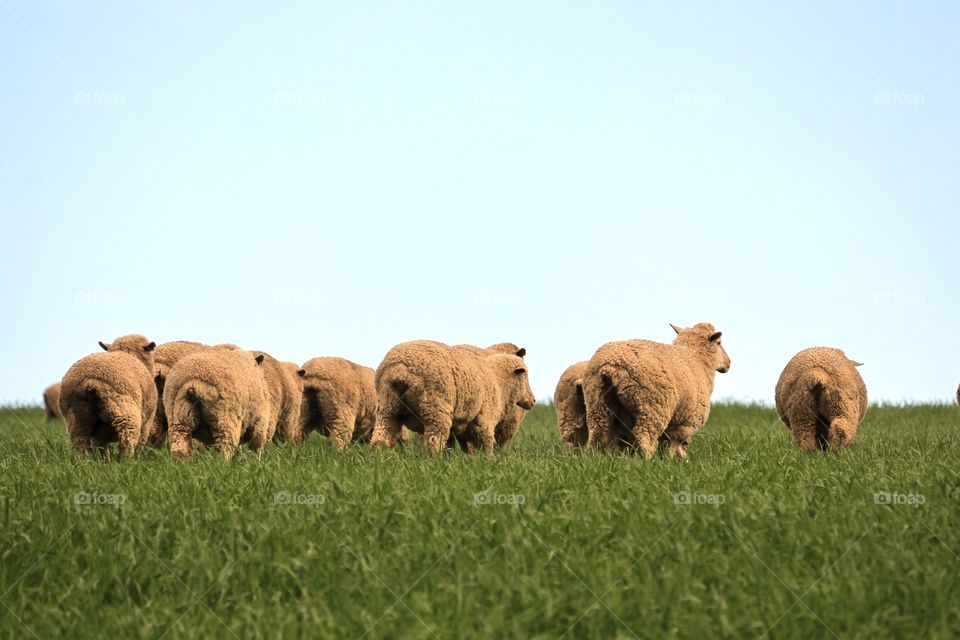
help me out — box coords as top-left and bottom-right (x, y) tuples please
(515, 347), (526, 358)
(297, 369), (306, 377)
(670, 324), (682, 335)
(708, 332), (722, 342)
(144, 341), (156, 352)
(99, 341), (110, 351)
(851, 360), (863, 367)
(254, 354), (265, 365)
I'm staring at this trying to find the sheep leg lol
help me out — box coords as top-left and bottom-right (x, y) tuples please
(583, 388), (617, 450)
(788, 412), (819, 453)
(474, 418), (496, 455)
(663, 425), (696, 459)
(326, 411), (357, 452)
(420, 408), (455, 456)
(168, 422), (194, 458)
(827, 418), (855, 450)
(246, 424), (267, 458)
(114, 414), (141, 461)
(371, 411), (403, 449)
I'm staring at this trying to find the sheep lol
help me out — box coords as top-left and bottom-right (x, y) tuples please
(371, 340), (536, 455)
(555, 361), (589, 447)
(774, 347), (867, 452)
(295, 357), (377, 449)
(163, 347), (272, 459)
(582, 323), (730, 457)
(248, 351), (304, 444)
(151, 340), (211, 446)
(43, 383), (62, 421)
(58, 334), (157, 459)
(451, 343), (531, 449)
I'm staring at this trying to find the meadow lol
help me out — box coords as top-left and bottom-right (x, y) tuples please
(0, 403), (957, 639)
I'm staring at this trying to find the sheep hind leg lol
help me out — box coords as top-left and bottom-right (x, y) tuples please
(114, 413), (142, 461)
(371, 410), (403, 450)
(826, 418), (855, 451)
(326, 411), (357, 452)
(583, 384), (620, 450)
(788, 411), (820, 453)
(420, 408), (455, 456)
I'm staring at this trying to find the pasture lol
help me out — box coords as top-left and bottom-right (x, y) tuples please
(0, 403), (957, 639)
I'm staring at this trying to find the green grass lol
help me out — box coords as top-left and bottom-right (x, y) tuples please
(1, 403), (958, 639)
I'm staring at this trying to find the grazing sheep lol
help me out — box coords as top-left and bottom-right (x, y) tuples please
(43, 383), (62, 421)
(151, 340), (211, 446)
(295, 357), (377, 449)
(59, 335), (157, 459)
(371, 341), (536, 455)
(555, 361), (589, 447)
(775, 347), (867, 452)
(452, 343), (531, 449)
(248, 351), (304, 444)
(582, 323), (730, 457)
(163, 348), (271, 459)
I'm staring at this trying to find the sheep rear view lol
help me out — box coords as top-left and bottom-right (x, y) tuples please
(151, 340), (211, 447)
(250, 351), (304, 444)
(582, 323), (730, 457)
(59, 335), (157, 459)
(371, 340), (535, 455)
(775, 347), (867, 452)
(555, 361), (588, 447)
(296, 357), (376, 449)
(163, 348), (271, 459)
(43, 383), (62, 421)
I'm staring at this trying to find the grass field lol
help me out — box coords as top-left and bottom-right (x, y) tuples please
(1, 403), (957, 639)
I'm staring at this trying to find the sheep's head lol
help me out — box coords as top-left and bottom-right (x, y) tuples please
(99, 334), (156, 372)
(495, 355), (536, 410)
(486, 343), (526, 358)
(670, 323), (730, 374)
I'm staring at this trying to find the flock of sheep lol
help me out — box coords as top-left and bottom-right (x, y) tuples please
(41, 323), (874, 460)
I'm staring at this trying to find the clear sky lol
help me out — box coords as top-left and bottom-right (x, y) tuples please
(1, 1), (957, 405)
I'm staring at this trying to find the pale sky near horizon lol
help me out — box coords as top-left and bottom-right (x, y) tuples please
(1, 1), (958, 405)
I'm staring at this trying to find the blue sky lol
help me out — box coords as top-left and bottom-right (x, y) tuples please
(1, 1), (957, 404)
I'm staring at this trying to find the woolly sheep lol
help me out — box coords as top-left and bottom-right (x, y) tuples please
(582, 323), (730, 457)
(555, 361), (588, 447)
(246, 351), (304, 444)
(774, 347), (867, 452)
(151, 340), (211, 447)
(163, 347), (271, 459)
(452, 343), (531, 449)
(59, 335), (158, 459)
(295, 357), (376, 449)
(43, 383), (62, 421)
(371, 340), (536, 455)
